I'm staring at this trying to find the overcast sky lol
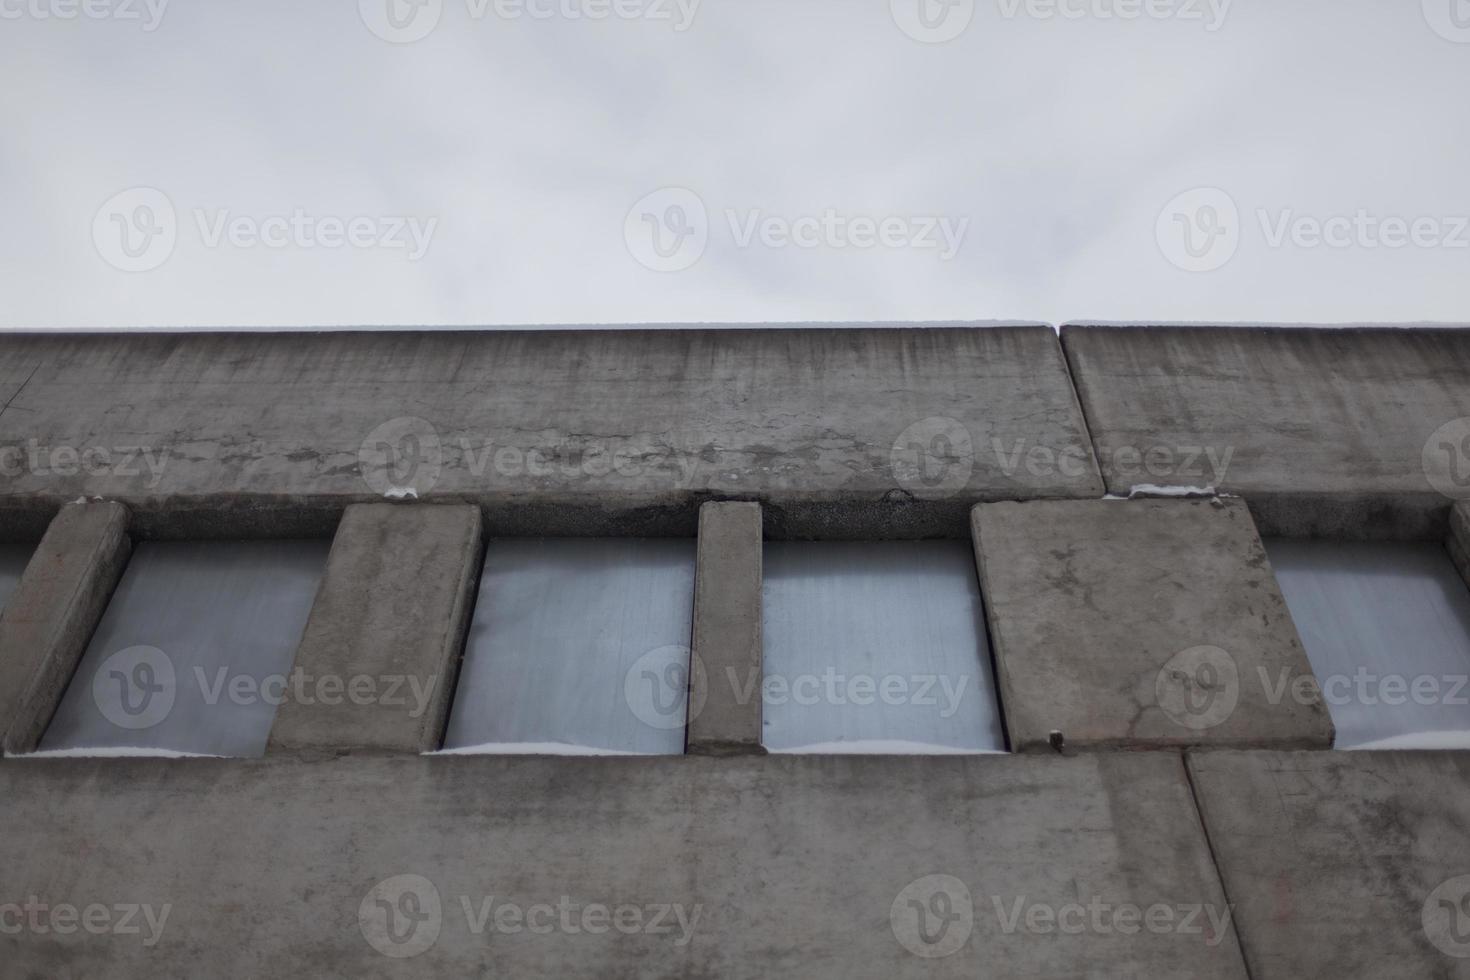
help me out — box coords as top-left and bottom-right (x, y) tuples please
(1, 0), (1467, 330)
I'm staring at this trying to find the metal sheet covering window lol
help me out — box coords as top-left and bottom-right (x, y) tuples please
(40, 540), (330, 757)
(0, 543), (34, 617)
(1266, 539), (1470, 750)
(442, 538), (697, 755)
(762, 541), (1005, 753)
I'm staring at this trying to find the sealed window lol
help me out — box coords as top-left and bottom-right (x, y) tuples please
(442, 538), (696, 755)
(762, 541), (1004, 753)
(1267, 539), (1470, 750)
(0, 543), (33, 616)
(40, 540), (329, 757)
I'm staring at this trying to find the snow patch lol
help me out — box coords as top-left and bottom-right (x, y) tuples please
(383, 487), (419, 500)
(768, 740), (1005, 755)
(428, 742), (654, 757)
(15, 747), (223, 759)
(1128, 484), (1218, 499)
(1344, 730), (1470, 752)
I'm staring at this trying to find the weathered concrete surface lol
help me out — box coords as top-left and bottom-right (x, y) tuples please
(0, 501), (131, 754)
(972, 498), (1333, 751)
(1188, 750), (1470, 979)
(687, 502), (764, 756)
(0, 753), (1246, 979)
(1062, 325), (1470, 538)
(268, 503), (482, 755)
(0, 328), (1101, 539)
(1449, 501), (1470, 589)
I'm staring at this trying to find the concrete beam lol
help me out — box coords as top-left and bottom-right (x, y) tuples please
(267, 503), (482, 755)
(971, 498), (1333, 751)
(1188, 750), (1470, 979)
(1062, 324), (1470, 538)
(0, 500), (131, 754)
(0, 753), (1246, 979)
(687, 501), (764, 756)
(0, 328), (1102, 538)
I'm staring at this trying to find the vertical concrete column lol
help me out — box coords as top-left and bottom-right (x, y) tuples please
(267, 503), (483, 754)
(0, 501), (132, 754)
(687, 501), (765, 756)
(1448, 501), (1470, 589)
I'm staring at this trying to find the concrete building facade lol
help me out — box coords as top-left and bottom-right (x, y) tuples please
(1, 324), (1469, 977)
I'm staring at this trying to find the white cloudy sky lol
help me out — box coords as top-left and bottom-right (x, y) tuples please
(1, 0), (1467, 330)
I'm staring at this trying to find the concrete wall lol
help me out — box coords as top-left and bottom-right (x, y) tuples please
(2, 325), (1469, 978)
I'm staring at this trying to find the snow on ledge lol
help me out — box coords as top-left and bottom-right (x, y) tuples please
(1344, 731), (1470, 751)
(428, 742), (655, 757)
(15, 747), (224, 759)
(383, 487), (419, 500)
(1127, 484), (1219, 499)
(768, 740), (1005, 756)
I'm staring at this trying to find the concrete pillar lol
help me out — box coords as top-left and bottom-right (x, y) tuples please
(687, 501), (765, 756)
(1448, 500), (1470, 588)
(267, 503), (483, 754)
(0, 501), (132, 754)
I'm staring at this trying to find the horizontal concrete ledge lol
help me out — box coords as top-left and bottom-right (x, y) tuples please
(0, 327), (1102, 515)
(0, 752), (1244, 979)
(1062, 324), (1470, 513)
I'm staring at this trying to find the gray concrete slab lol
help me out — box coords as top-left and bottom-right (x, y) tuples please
(0, 753), (1246, 979)
(0, 328), (1101, 538)
(1061, 325), (1470, 538)
(267, 503), (482, 755)
(688, 502), (765, 756)
(1187, 750), (1470, 979)
(0, 501), (131, 754)
(972, 498), (1334, 751)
